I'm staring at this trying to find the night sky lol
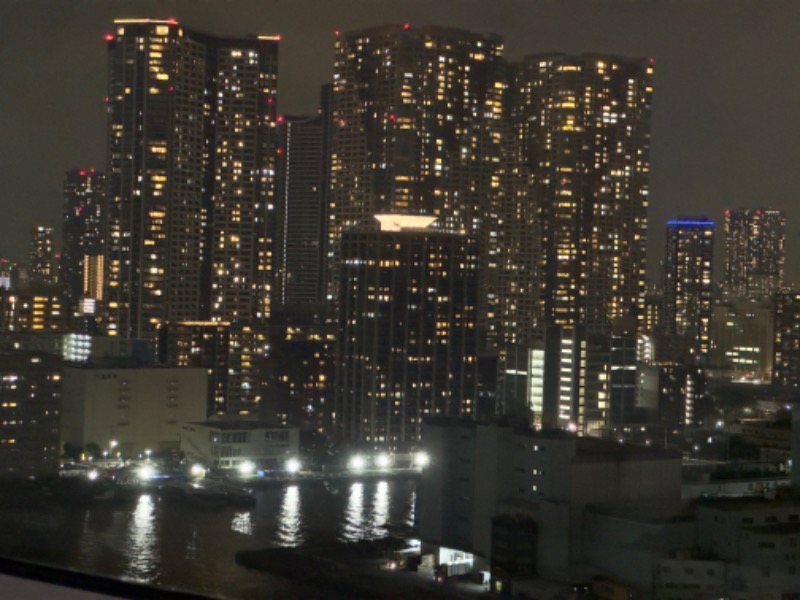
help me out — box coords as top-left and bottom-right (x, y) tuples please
(2, 0), (799, 282)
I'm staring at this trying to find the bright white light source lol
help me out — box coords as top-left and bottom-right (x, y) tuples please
(238, 461), (256, 476)
(190, 463), (205, 477)
(375, 453), (391, 469)
(414, 451), (430, 468)
(87, 469), (99, 481)
(137, 464), (156, 481)
(285, 458), (301, 473)
(348, 455), (366, 471)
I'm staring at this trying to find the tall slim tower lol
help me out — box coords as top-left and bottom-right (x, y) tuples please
(663, 217), (715, 358)
(61, 168), (105, 312)
(274, 111), (328, 308)
(104, 19), (279, 340)
(724, 208), (785, 299)
(29, 226), (57, 285)
(496, 54), (653, 432)
(499, 54), (653, 339)
(327, 24), (505, 306)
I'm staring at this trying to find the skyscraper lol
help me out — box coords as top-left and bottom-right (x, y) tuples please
(104, 19), (279, 340)
(29, 226), (56, 285)
(274, 110), (329, 308)
(336, 215), (479, 449)
(327, 24), (505, 304)
(724, 208), (785, 299)
(774, 291), (800, 388)
(61, 168), (105, 314)
(498, 54), (654, 340)
(495, 54), (653, 431)
(663, 217), (715, 358)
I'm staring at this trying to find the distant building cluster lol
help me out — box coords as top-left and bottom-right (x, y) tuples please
(1, 19), (796, 452)
(1, 15), (800, 599)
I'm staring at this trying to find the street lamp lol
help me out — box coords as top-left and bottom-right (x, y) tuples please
(375, 453), (391, 470)
(414, 451), (430, 468)
(285, 457), (301, 473)
(348, 455), (366, 471)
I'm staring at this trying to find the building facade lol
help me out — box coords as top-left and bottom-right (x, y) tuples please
(327, 24), (505, 319)
(159, 321), (231, 417)
(494, 55), (652, 430)
(711, 298), (774, 382)
(336, 216), (479, 449)
(724, 208), (785, 300)
(104, 19), (279, 339)
(274, 111), (329, 309)
(416, 418), (681, 581)
(61, 361), (207, 457)
(61, 168), (105, 317)
(774, 292), (800, 388)
(29, 226), (56, 285)
(663, 217), (715, 358)
(498, 54), (653, 340)
(0, 352), (62, 479)
(179, 419), (299, 471)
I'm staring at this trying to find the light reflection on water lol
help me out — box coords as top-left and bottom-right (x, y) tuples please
(370, 480), (389, 537)
(124, 493), (158, 582)
(276, 485), (301, 546)
(406, 488), (416, 528)
(340, 481), (365, 542)
(0, 479), (417, 599)
(232, 511), (253, 536)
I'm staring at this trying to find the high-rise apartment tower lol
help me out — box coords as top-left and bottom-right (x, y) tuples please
(724, 208), (785, 299)
(61, 168), (105, 313)
(327, 24), (505, 307)
(104, 19), (279, 339)
(663, 217), (714, 358)
(498, 54), (654, 341)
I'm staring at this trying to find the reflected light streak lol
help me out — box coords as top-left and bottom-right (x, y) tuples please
(277, 485), (302, 546)
(405, 489), (416, 528)
(340, 482), (364, 542)
(231, 511), (253, 536)
(370, 480), (389, 537)
(124, 494), (158, 582)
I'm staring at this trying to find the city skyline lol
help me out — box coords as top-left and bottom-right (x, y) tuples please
(2, 1), (800, 282)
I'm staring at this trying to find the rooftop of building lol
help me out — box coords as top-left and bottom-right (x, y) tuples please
(573, 436), (682, 462)
(586, 500), (695, 525)
(185, 419), (294, 432)
(422, 416), (681, 460)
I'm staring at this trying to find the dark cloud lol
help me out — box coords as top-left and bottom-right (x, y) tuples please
(2, 0), (799, 282)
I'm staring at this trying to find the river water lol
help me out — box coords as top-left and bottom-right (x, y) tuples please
(0, 478), (417, 599)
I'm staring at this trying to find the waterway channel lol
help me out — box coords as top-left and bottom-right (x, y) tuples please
(0, 477), (417, 599)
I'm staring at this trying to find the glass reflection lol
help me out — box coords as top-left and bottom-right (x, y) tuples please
(340, 481), (364, 542)
(124, 494), (157, 582)
(277, 485), (302, 546)
(232, 511), (253, 536)
(369, 480), (389, 537)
